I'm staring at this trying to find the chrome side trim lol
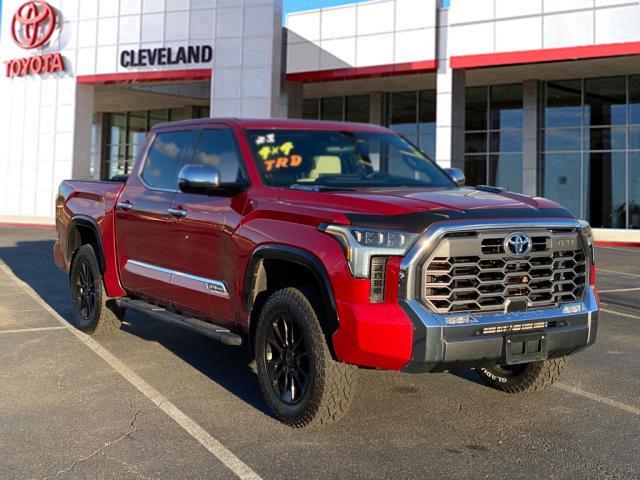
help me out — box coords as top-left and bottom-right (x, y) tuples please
(399, 218), (583, 301)
(125, 259), (229, 297)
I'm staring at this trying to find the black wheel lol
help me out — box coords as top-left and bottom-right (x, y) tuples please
(477, 357), (567, 393)
(70, 244), (124, 335)
(255, 288), (356, 427)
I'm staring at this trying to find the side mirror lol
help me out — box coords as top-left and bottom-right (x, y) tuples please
(178, 164), (221, 194)
(444, 167), (466, 186)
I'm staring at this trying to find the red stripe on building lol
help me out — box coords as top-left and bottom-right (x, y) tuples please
(286, 60), (438, 83)
(450, 41), (640, 69)
(594, 241), (640, 249)
(0, 222), (55, 230)
(77, 69), (212, 85)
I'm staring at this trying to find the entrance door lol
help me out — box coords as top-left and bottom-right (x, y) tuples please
(167, 128), (249, 325)
(115, 128), (198, 303)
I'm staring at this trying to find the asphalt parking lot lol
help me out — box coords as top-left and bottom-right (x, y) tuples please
(0, 226), (638, 480)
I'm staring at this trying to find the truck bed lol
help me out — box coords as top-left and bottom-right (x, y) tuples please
(54, 180), (126, 288)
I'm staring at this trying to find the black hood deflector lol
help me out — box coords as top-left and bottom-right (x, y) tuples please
(345, 208), (575, 233)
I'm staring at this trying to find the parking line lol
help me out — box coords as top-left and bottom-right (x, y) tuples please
(599, 287), (640, 294)
(0, 326), (66, 335)
(555, 383), (640, 416)
(600, 308), (640, 321)
(0, 264), (263, 480)
(598, 268), (640, 278)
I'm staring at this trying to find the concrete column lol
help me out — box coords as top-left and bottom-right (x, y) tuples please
(522, 80), (539, 197)
(369, 92), (384, 125)
(435, 8), (465, 170)
(72, 84), (94, 180)
(211, 0), (284, 118)
(281, 81), (303, 118)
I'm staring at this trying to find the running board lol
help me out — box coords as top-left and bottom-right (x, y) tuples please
(116, 298), (242, 346)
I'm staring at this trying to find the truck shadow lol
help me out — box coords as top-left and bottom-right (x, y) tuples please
(0, 238), (271, 416)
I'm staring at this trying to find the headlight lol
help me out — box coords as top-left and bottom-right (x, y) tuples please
(578, 220), (593, 247)
(320, 224), (418, 277)
(578, 220), (595, 263)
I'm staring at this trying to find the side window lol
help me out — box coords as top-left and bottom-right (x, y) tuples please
(141, 130), (195, 190)
(193, 129), (246, 184)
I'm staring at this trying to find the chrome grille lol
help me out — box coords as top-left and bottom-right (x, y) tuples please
(422, 230), (587, 314)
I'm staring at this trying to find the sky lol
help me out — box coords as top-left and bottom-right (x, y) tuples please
(283, 0), (370, 15)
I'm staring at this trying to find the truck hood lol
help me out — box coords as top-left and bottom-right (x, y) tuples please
(277, 186), (575, 233)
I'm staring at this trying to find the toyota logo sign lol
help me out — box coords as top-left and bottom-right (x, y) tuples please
(11, 1), (57, 50)
(504, 232), (532, 257)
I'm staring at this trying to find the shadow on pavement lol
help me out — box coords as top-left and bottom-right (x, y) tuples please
(0, 238), (270, 416)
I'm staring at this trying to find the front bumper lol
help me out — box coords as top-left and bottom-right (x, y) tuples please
(401, 286), (598, 373)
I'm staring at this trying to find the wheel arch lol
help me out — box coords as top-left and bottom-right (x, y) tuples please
(244, 245), (339, 355)
(67, 216), (106, 274)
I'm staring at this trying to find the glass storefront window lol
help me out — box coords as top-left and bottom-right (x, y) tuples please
(542, 76), (640, 229)
(587, 152), (627, 228)
(490, 84), (523, 130)
(489, 153), (523, 193)
(464, 84), (523, 192)
(545, 80), (582, 128)
(302, 96), (370, 124)
(389, 91), (418, 143)
(544, 128), (581, 152)
(465, 86), (487, 131)
(543, 153), (582, 218)
(387, 90), (437, 159)
(302, 99), (319, 120)
(345, 95), (370, 123)
(584, 77), (627, 126)
(320, 97), (343, 121)
(630, 153), (640, 229)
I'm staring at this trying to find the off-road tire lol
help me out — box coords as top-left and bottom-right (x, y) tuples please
(477, 357), (567, 393)
(70, 244), (124, 335)
(254, 287), (356, 428)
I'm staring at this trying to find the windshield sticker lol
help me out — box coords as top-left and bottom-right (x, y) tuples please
(257, 141), (295, 161)
(255, 133), (276, 146)
(264, 155), (303, 172)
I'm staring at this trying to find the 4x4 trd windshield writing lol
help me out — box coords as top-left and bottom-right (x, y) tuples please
(246, 130), (454, 189)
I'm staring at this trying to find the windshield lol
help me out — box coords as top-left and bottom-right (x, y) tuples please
(246, 129), (454, 189)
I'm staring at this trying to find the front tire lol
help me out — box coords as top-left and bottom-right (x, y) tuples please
(70, 244), (124, 335)
(477, 357), (567, 393)
(254, 288), (356, 427)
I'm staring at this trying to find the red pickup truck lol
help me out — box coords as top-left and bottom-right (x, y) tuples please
(54, 118), (598, 427)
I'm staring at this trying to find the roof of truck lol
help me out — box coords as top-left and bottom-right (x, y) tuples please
(152, 117), (392, 133)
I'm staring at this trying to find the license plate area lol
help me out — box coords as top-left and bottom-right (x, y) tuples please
(504, 332), (548, 365)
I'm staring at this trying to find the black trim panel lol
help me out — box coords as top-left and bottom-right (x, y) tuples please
(244, 245), (339, 334)
(67, 216), (106, 273)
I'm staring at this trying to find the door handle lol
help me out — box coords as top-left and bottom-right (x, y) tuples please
(168, 208), (187, 218)
(116, 200), (133, 211)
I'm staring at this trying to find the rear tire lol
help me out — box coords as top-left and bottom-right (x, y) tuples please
(254, 288), (356, 427)
(69, 244), (124, 335)
(477, 357), (567, 393)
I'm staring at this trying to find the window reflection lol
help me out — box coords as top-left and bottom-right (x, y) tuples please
(464, 84), (523, 192)
(542, 76), (639, 229)
(101, 106), (209, 180)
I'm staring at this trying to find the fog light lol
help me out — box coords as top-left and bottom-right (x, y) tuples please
(561, 304), (585, 314)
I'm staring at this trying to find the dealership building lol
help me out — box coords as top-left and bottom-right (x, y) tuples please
(1, 0), (640, 242)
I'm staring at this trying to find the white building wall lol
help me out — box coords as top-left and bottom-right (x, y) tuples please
(449, 0), (640, 57)
(286, 0), (437, 74)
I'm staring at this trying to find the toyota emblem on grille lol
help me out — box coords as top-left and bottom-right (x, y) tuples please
(504, 232), (532, 257)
